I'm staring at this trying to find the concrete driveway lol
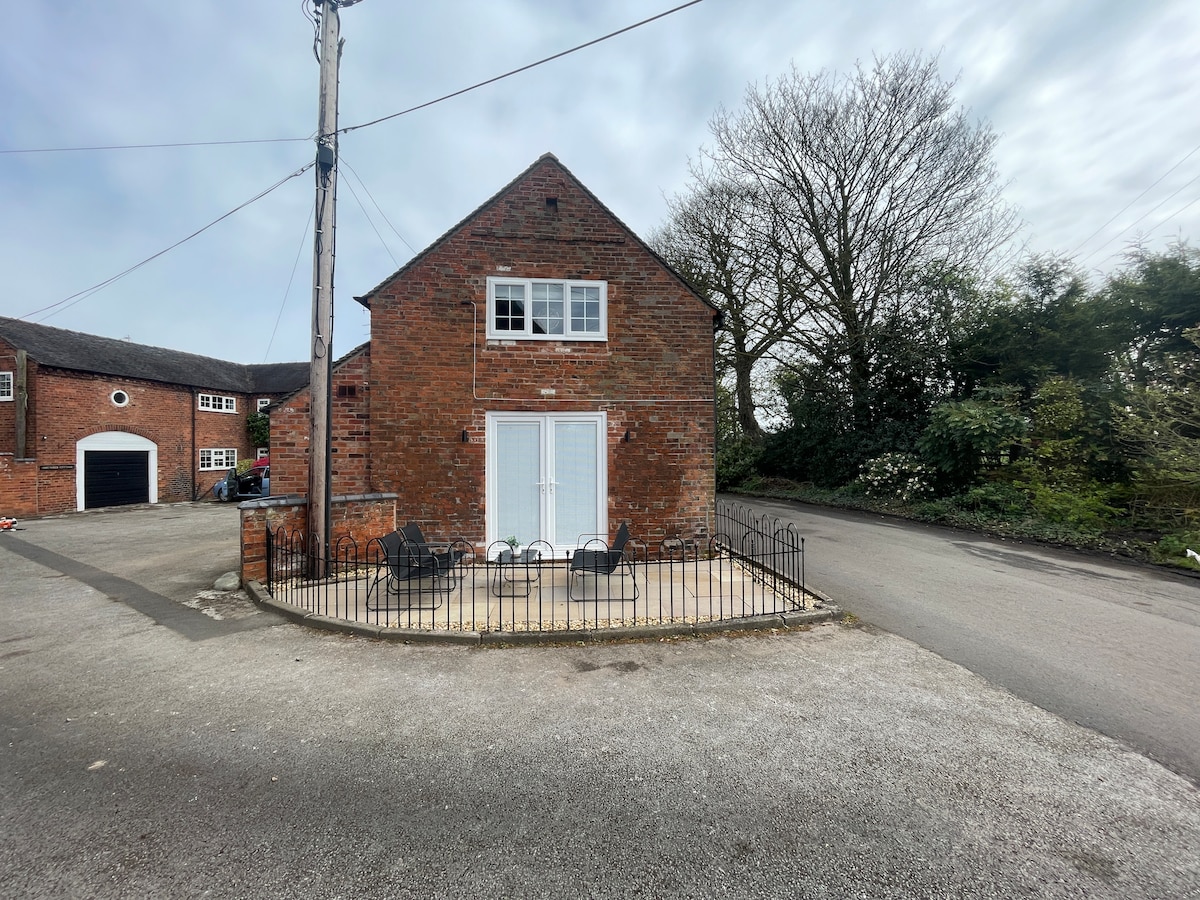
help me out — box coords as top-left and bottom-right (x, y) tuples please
(1, 504), (1198, 898)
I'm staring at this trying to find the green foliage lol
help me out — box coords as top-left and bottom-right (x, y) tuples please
(1150, 531), (1200, 568)
(918, 397), (1026, 491)
(1117, 329), (1200, 494)
(1014, 473), (1121, 533)
(953, 257), (1127, 397)
(857, 452), (934, 503)
(716, 437), (763, 490)
(1105, 243), (1200, 384)
(246, 411), (270, 449)
(957, 482), (1032, 519)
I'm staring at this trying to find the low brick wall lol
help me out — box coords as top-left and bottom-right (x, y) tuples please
(0, 455), (39, 518)
(238, 492), (398, 583)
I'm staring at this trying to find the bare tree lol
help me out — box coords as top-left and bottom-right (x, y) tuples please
(653, 170), (809, 439)
(665, 52), (1018, 434)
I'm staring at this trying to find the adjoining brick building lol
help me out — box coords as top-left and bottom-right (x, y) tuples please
(270, 153), (720, 553)
(0, 317), (307, 518)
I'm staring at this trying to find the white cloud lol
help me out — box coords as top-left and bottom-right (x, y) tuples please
(3, 0), (1198, 363)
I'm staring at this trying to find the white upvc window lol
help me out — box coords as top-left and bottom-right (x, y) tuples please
(199, 448), (237, 470)
(256, 398), (271, 411)
(486, 277), (607, 341)
(0, 372), (12, 401)
(198, 393), (237, 413)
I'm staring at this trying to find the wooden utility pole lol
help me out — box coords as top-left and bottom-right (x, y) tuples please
(308, 0), (341, 572)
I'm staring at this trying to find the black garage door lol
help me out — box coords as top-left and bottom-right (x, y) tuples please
(83, 450), (150, 509)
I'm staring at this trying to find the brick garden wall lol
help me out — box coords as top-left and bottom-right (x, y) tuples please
(238, 492), (397, 584)
(0, 455), (37, 518)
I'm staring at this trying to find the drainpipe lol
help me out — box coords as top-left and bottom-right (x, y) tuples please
(0, 352), (26, 459)
(191, 387), (198, 500)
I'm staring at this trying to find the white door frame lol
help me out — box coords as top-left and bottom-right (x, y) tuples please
(485, 411), (607, 554)
(76, 431), (158, 511)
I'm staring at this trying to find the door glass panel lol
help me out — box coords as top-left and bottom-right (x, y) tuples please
(495, 421), (541, 545)
(554, 421), (598, 545)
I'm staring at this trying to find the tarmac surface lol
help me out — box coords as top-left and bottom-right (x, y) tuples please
(1, 503), (1198, 898)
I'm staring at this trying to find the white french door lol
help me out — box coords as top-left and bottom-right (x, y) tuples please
(486, 412), (607, 553)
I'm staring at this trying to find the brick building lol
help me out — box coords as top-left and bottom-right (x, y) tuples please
(0, 317), (307, 518)
(271, 153), (719, 552)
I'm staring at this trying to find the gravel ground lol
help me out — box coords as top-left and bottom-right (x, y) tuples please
(1, 505), (1198, 898)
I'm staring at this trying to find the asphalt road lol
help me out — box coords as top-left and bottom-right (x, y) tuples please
(1, 504), (1199, 898)
(730, 495), (1200, 786)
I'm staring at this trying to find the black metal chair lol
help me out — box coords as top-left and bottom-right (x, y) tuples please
(568, 521), (639, 601)
(366, 524), (465, 610)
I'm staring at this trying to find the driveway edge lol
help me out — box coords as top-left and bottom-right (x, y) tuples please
(244, 579), (841, 647)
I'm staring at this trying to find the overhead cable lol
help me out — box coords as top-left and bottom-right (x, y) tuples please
(2, 1), (705, 157)
(340, 155), (419, 256)
(338, 0), (706, 136)
(22, 161), (315, 322)
(1069, 140), (1200, 257)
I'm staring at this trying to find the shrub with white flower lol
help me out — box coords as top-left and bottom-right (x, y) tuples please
(858, 452), (934, 504)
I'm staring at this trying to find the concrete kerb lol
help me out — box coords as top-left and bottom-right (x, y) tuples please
(244, 579), (843, 647)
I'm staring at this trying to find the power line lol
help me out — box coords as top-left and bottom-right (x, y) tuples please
(1080, 169), (1200, 265)
(1069, 140), (1200, 257)
(23, 161), (315, 322)
(264, 198), (316, 363)
(2, 1), (705, 157)
(340, 155), (419, 256)
(338, 0), (706, 136)
(0, 137), (310, 155)
(341, 171), (401, 269)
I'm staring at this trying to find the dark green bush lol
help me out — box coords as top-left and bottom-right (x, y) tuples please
(716, 438), (763, 490)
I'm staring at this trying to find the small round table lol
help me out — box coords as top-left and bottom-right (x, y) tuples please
(492, 547), (541, 597)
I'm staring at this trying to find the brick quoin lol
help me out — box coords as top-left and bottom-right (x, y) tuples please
(274, 154), (717, 551)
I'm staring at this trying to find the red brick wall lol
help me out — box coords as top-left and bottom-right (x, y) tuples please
(0, 455), (37, 518)
(238, 493), (396, 583)
(270, 347), (371, 497)
(275, 157), (716, 548)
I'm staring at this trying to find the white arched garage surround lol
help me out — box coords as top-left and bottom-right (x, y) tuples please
(76, 431), (158, 511)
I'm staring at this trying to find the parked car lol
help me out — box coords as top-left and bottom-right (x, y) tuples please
(213, 465), (270, 502)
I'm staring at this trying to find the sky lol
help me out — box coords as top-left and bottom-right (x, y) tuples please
(3, 0), (1199, 365)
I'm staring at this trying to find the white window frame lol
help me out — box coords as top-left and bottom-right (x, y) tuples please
(256, 398), (271, 411)
(198, 393), (237, 413)
(0, 371), (12, 401)
(199, 448), (237, 471)
(486, 277), (607, 341)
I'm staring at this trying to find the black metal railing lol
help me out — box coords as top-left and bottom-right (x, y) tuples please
(264, 499), (808, 634)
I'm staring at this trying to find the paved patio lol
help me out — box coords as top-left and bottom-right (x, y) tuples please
(268, 553), (813, 633)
